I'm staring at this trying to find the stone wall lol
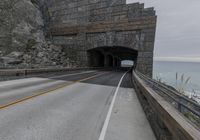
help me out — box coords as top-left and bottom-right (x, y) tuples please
(0, 0), (156, 76)
(47, 0), (157, 76)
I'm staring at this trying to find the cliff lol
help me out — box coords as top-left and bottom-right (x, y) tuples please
(0, 0), (66, 68)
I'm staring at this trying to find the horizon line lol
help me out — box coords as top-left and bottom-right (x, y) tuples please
(154, 57), (200, 63)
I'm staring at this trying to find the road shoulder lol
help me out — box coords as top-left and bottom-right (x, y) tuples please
(105, 87), (156, 140)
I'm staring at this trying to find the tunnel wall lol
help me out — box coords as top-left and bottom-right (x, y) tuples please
(46, 0), (157, 77)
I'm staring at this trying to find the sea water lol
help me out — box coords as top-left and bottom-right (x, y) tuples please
(153, 61), (200, 103)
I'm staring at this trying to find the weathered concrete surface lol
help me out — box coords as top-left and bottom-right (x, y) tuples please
(105, 87), (156, 140)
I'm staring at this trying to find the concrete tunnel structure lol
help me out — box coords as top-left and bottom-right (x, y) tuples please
(45, 0), (157, 77)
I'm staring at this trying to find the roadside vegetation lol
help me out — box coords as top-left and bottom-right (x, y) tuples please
(155, 72), (199, 103)
(155, 73), (200, 128)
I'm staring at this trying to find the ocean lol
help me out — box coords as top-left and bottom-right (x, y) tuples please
(153, 61), (200, 102)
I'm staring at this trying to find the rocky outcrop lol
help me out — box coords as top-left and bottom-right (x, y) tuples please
(0, 0), (67, 68)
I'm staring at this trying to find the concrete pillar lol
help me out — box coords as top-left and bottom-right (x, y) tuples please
(113, 58), (116, 67)
(113, 57), (118, 67)
(104, 54), (114, 67)
(104, 54), (109, 67)
(117, 59), (121, 67)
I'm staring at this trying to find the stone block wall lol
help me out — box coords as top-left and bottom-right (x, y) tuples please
(46, 0), (157, 76)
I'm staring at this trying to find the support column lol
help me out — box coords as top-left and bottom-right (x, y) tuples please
(104, 54), (114, 67)
(113, 57), (118, 67)
(104, 54), (108, 67)
(113, 57), (116, 67)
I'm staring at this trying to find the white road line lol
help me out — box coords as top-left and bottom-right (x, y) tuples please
(98, 71), (129, 140)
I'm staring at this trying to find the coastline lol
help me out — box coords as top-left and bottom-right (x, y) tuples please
(153, 60), (200, 104)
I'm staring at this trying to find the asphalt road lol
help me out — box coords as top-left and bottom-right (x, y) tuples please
(0, 69), (155, 140)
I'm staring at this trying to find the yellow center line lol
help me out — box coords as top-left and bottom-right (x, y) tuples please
(0, 72), (109, 110)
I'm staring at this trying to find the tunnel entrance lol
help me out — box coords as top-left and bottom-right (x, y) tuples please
(121, 60), (134, 67)
(87, 50), (104, 67)
(87, 46), (138, 68)
(105, 55), (113, 67)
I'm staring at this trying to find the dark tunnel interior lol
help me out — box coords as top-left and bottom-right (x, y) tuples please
(87, 46), (138, 68)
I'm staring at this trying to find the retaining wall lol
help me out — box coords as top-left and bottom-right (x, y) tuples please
(132, 70), (200, 140)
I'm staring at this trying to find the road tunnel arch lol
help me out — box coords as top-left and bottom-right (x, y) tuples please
(87, 50), (104, 67)
(105, 54), (113, 67)
(87, 46), (138, 68)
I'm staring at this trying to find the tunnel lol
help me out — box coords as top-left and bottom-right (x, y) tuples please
(87, 49), (104, 67)
(105, 55), (113, 67)
(121, 60), (134, 67)
(87, 46), (138, 68)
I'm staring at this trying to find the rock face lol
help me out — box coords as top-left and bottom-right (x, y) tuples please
(0, 0), (66, 68)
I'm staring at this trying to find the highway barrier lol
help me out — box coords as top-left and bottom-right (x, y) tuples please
(132, 70), (200, 140)
(0, 67), (101, 77)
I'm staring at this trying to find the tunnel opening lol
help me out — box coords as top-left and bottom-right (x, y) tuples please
(87, 46), (138, 68)
(105, 55), (113, 67)
(121, 60), (134, 68)
(88, 50), (104, 67)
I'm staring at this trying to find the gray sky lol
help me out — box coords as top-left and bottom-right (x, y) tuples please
(127, 0), (200, 62)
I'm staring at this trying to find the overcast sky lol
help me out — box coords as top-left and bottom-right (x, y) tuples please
(127, 0), (200, 62)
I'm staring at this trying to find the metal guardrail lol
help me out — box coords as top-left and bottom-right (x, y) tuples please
(136, 71), (200, 123)
(0, 67), (102, 77)
(132, 70), (200, 140)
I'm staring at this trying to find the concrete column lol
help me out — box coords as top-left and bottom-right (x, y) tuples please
(113, 57), (118, 67)
(104, 54), (108, 67)
(104, 54), (114, 67)
(113, 58), (116, 67)
(117, 59), (121, 67)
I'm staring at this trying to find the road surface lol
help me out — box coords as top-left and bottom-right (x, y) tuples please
(0, 70), (155, 140)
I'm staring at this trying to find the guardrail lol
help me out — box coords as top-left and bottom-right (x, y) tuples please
(136, 71), (200, 122)
(132, 70), (200, 140)
(0, 67), (101, 77)
(0, 67), (130, 77)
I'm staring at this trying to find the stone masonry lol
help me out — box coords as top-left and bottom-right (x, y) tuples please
(0, 0), (156, 76)
(47, 0), (157, 76)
